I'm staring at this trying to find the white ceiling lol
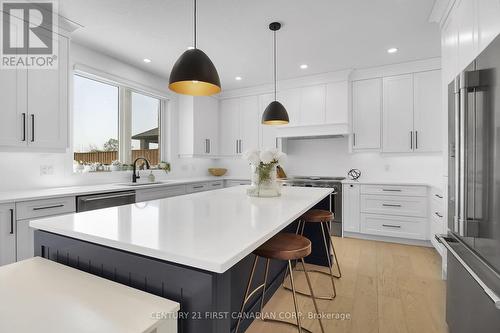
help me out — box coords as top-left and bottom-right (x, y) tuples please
(59, 0), (441, 91)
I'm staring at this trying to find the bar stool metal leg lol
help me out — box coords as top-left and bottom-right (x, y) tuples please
(324, 222), (342, 278)
(285, 221), (338, 300)
(301, 258), (326, 333)
(235, 256), (259, 333)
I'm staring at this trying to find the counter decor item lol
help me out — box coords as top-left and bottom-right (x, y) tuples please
(148, 171), (156, 183)
(208, 168), (227, 177)
(243, 149), (286, 197)
(347, 168), (361, 181)
(158, 161), (171, 173)
(110, 160), (122, 172)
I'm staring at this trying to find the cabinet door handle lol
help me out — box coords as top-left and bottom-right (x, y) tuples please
(415, 130), (418, 150)
(435, 194), (443, 199)
(353, 133), (356, 147)
(22, 113), (26, 141)
(382, 203), (402, 207)
(9, 209), (14, 234)
(382, 224), (401, 228)
(208, 139), (211, 154)
(236, 140), (239, 154)
(31, 114), (35, 142)
(33, 204), (64, 211)
(382, 189), (402, 192)
(410, 131), (413, 150)
(435, 212), (443, 218)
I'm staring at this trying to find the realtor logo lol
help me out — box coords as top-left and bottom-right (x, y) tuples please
(1, 0), (58, 69)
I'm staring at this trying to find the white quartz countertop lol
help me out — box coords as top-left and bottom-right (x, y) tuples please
(30, 186), (332, 273)
(0, 258), (179, 333)
(0, 177), (247, 204)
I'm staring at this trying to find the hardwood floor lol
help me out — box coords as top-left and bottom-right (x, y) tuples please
(246, 237), (448, 333)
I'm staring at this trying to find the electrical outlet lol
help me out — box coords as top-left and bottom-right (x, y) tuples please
(384, 164), (390, 172)
(40, 165), (54, 175)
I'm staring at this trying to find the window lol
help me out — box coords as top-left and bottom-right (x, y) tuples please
(131, 92), (160, 165)
(73, 73), (165, 172)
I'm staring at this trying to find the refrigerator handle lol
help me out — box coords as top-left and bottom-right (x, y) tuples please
(459, 77), (468, 237)
(454, 77), (461, 234)
(437, 235), (500, 310)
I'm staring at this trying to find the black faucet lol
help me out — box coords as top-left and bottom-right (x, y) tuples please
(132, 157), (150, 183)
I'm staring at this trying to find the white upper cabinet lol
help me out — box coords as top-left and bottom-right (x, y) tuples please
(352, 78), (382, 150)
(0, 15), (69, 151)
(178, 95), (219, 157)
(382, 74), (414, 153)
(238, 96), (260, 153)
(413, 70), (442, 152)
(477, 0), (500, 52)
(219, 96), (260, 156)
(326, 81), (349, 124)
(219, 98), (240, 156)
(456, 0), (477, 70)
(441, 0), (500, 81)
(299, 85), (326, 125)
(277, 88), (300, 125)
(27, 33), (69, 150)
(0, 16), (26, 148)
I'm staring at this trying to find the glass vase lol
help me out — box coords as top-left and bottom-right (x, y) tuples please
(247, 163), (281, 197)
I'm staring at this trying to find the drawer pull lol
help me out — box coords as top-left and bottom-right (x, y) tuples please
(33, 204), (64, 211)
(192, 186), (204, 189)
(212, 183), (221, 186)
(9, 209), (14, 234)
(382, 189), (402, 192)
(435, 194), (443, 199)
(435, 212), (443, 218)
(382, 203), (402, 207)
(382, 224), (401, 228)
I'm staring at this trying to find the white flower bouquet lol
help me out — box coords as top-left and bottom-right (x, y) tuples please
(242, 148), (287, 197)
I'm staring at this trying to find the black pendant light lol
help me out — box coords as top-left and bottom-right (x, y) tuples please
(169, 0), (221, 96)
(262, 22), (289, 125)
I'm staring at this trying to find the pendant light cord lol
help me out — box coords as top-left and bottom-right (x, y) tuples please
(273, 29), (277, 101)
(193, 0), (197, 48)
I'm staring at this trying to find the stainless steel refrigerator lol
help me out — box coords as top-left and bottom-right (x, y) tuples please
(439, 34), (500, 332)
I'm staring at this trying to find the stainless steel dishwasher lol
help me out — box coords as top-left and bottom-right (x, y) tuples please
(76, 191), (136, 212)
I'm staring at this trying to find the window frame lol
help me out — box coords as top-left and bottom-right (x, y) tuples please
(72, 70), (168, 169)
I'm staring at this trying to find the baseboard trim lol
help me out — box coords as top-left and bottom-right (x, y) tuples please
(342, 232), (433, 247)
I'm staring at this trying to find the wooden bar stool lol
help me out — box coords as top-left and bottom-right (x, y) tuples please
(287, 209), (341, 300)
(235, 233), (325, 333)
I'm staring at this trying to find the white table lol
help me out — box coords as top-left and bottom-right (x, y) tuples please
(0, 258), (179, 333)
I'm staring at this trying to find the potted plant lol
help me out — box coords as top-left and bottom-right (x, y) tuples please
(243, 149), (286, 197)
(158, 161), (171, 174)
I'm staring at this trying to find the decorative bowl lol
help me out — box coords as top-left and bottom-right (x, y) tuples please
(208, 168), (227, 177)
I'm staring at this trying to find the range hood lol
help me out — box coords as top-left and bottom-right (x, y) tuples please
(274, 123), (350, 139)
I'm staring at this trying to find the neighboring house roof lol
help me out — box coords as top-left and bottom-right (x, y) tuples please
(131, 127), (158, 142)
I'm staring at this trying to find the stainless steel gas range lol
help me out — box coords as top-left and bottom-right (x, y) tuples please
(281, 176), (344, 236)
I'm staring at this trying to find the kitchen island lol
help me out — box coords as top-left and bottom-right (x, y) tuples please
(30, 186), (332, 333)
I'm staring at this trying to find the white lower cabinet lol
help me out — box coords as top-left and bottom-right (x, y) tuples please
(360, 214), (427, 240)
(0, 204), (16, 266)
(135, 185), (187, 203)
(342, 184), (360, 232)
(225, 180), (251, 187)
(15, 197), (76, 261)
(343, 183), (430, 242)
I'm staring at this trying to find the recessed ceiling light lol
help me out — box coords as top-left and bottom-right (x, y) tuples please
(300, 64), (308, 69)
(143, 58), (152, 63)
(235, 76), (242, 81)
(387, 47), (398, 54)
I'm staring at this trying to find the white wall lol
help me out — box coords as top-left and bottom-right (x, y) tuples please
(218, 137), (444, 187)
(0, 42), (215, 191)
